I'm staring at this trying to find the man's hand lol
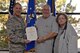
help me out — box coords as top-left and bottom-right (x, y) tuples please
(24, 39), (30, 44)
(37, 36), (45, 43)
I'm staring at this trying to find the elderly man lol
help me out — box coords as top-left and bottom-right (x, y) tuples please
(35, 4), (58, 53)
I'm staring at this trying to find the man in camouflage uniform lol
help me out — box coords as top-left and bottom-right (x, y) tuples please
(6, 3), (29, 53)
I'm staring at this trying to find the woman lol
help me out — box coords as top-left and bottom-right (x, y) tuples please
(54, 13), (78, 53)
(6, 3), (29, 53)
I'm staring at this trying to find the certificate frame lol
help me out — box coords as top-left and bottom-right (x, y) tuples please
(25, 26), (37, 41)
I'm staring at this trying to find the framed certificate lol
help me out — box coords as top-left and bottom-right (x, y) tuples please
(25, 26), (37, 41)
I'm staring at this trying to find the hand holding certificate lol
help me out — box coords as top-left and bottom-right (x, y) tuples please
(25, 26), (37, 41)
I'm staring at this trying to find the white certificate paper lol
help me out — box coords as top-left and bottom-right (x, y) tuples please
(25, 26), (37, 41)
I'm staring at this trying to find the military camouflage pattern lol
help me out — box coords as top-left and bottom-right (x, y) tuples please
(6, 16), (26, 53)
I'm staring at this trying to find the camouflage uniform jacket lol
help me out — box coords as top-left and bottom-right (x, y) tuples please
(6, 16), (26, 52)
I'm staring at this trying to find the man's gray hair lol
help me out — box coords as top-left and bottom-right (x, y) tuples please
(42, 4), (51, 13)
